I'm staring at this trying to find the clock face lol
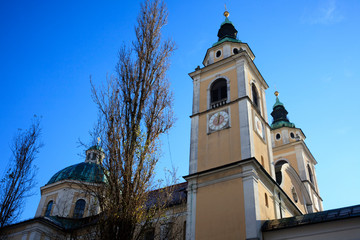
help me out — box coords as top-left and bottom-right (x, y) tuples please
(209, 110), (229, 131)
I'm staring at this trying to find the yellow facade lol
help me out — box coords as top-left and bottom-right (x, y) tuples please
(196, 177), (246, 240)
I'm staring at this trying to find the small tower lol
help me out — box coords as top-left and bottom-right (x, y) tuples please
(271, 91), (295, 130)
(270, 92), (323, 213)
(85, 145), (105, 164)
(35, 145), (105, 219)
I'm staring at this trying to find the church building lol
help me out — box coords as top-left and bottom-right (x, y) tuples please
(1, 11), (360, 240)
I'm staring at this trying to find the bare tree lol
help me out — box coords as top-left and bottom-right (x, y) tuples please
(90, 0), (176, 239)
(0, 117), (42, 228)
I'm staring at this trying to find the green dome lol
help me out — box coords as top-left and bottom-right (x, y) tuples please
(47, 162), (105, 185)
(273, 97), (284, 108)
(270, 94), (295, 130)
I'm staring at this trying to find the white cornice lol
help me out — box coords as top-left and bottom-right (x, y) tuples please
(273, 140), (317, 164)
(189, 51), (268, 89)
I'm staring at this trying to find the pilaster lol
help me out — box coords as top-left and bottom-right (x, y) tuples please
(186, 181), (197, 240)
(243, 165), (262, 240)
(239, 99), (255, 159)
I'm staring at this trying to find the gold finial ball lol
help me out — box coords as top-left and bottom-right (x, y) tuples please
(274, 91), (279, 97)
(224, 11), (230, 18)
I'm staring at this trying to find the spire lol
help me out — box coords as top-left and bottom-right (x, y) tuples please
(270, 91), (295, 130)
(217, 10), (238, 41)
(85, 144), (105, 164)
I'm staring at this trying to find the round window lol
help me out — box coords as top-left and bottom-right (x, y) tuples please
(275, 133), (281, 140)
(233, 48), (239, 54)
(216, 50), (222, 58)
(290, 132), (295, 139)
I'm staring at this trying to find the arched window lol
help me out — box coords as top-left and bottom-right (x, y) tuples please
(73, 199), (86, 219)
(307, 165), (314, 183)
(265, 193), (269, 207)
(210, 78), (227, 108)
(45, 200), (53, 217)
(144, 228), (155, 240)
(252, 84), (260, 111)
(275, 160), (287, 185)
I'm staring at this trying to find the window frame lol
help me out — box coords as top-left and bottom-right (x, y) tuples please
(73, 199), (86, 219)
(307, 164), (314, 183)
(251, 83), (261, 113)
(208, 77), (229, 109)
(45, 200), (53, 217)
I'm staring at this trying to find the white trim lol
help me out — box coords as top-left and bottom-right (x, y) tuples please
(261, 88), (268, 122)
(273, 150), (297, 158)
(243, 165), (261, 240)
(275, 132), (282, 141)
(281, 129), (290, 144)
(266, 125), (275, 178)
(274, 158), (290, 165)
(239, 99), (254, 159)
(223, 44), (231, 58)
(283, 164), (312, 207)
(250, 81), (262, 116)
(198, 66), (237, 83)
(192, 76), (200, 114)
(244, 63), (250, 98)
(198, 172), (246, 188)
(295, 145), (306, 180)
(186, 180), (197, 240)
(236, 59), (246, 98)
(215, 49), (222, 59)
(236, 60), (246, 98)
(232, 47), (240, 55)
(189, 115), (199, 174)
(289, 131), (296, 139)
(191, 49), (268, 89)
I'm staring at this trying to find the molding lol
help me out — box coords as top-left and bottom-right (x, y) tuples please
(261, 88), (268, 122)
(189, 49), (268, 89)
(192, 75), (200, 114)
(302, 180), (323, 200)
(184, 157), (256, 180)
(186, 180), (197, 240)
(283, 164), (312, 206)
(265, 125), (276, 178)
(273, 150), (296, 159)
(236, 59), (246, 98)
(189, 115), (199, 174)
(243, 164), (261, 239)
(214, 49), (222, 59)
(200, 65), (237, 83)
(272, 140), (317, 165)
(239, 100), (255, 159)
(190, 96), (248, 118)
(200, 42), (255, 67)
(190, 60), (237, 81)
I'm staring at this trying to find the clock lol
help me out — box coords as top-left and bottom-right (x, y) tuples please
(209, 110), (229, 131)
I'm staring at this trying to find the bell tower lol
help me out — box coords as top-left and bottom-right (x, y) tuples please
(270, 92), (323, 213)
(185, 11), (278, 240)
(187, 11), (273, 175)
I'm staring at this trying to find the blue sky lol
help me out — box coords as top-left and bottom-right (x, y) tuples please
(1, 0), (359, 221)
